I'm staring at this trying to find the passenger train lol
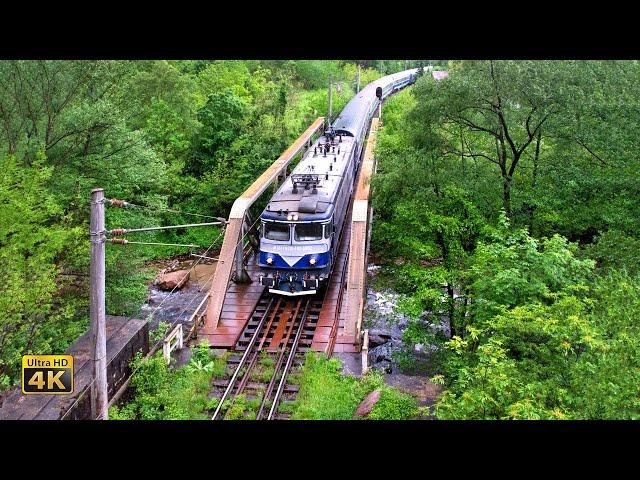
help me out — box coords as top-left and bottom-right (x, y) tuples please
(258, 67), (421, 296)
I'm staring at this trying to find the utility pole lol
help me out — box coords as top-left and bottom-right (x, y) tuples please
(327, 75), (333, 128)
(356, 64), (361, 93)
(90, 188), (108, 420)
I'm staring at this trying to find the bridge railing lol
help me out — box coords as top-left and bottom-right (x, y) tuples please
(344, 117), (380, 343)
(205, 117), (325, 329)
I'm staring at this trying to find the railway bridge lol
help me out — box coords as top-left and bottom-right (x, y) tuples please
(0, 67), (441, 420)
(197, 112), (381, 364)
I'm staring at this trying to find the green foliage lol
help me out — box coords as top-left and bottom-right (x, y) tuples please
(291, 353), (418, 420)
(0, 154), (85, 385)
(222, 393), (261, 420)
(567, 273), (640, 419)
(0, 60), (386, 389)
(369, 386), (420, 420)
(150, 320), (170, 344)
(583, 230), (640, 276)
(470, 214), (595, 322)
(373, 61), (640, 420)
(109, 340), (226, 420)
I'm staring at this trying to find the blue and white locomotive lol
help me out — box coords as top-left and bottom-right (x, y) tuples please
(258, 68), (420, 295)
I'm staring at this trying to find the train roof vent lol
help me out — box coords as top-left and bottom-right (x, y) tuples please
(299, 195), (319, 213)
(291, 173), (319, 186)
(291, 173), (320, 195)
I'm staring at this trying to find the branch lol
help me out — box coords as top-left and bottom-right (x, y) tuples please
(443, 146), (501, 166)
(451, 114), (500, 139)
(575, 138), (611, 167)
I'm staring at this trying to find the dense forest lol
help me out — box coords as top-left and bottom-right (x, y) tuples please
(0, 59), (424, 391)
(372, 60), (640, 419)
(2, 60), (638, 421)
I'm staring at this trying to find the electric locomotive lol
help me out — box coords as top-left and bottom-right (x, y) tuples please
(258, 68), (420, 296)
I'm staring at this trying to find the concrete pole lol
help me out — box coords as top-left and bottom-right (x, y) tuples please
(90, 188), (108, 420)
(356, 64), (361, 93)
(327, 75), (333, 128)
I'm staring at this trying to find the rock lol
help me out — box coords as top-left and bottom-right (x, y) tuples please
(369, 339), (403, 364)
(353, 389), (381, 418)
(369, 344), (392, 364)
(374, 360), (394, 374)
(398, 317), (410, 330)
(155, 269), (190, 291)
(383, 374), (444, 408)
(368, 328), (393, 348)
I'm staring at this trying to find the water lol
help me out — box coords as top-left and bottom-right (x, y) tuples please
(363, 264), (449, 375)
(363, 265), (411, 374)
(139, 262), (216, 335)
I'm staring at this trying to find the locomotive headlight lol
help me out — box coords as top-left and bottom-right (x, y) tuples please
(309, 257), (316, 265)
(287, 214), (293, 221)
(266, 257), (274, 264)
(292, 214), (298, 221)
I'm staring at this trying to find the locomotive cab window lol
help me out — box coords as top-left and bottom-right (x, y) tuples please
(294, 222), (323, 241)
(264, 222), (290, 241)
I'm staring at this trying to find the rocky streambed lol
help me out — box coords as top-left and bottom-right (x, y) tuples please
(364, 264), (450, 375)
(360, 264), (448, 417)
(139, 258), (216, 335)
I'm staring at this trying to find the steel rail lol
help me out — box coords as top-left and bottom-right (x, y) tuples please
(267, 299), (310, 420)
(256, 299), (303, 419)
(233, 298), (283, 397)
(211, 297), (275, 420)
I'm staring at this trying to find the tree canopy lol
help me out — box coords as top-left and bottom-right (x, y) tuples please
(373, 60), (640, 419)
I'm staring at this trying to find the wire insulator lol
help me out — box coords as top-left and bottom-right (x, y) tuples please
(109, 199), (127, 207)
(110, 228), (126, 236)
(110, 238), (128, 245)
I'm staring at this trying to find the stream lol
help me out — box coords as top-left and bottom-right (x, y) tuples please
(364, 264), (451, 375)
(138, 260), (216, 336)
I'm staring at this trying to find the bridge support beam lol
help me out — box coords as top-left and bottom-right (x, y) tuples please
(205, 117), (325, 330)
(234, 219), (251, 284)
(344, 118), (380, 342)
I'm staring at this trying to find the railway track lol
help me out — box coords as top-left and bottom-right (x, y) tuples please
(210, 294), (321, 420)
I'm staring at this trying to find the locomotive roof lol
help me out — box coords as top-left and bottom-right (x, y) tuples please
(261, 134), (355, 222)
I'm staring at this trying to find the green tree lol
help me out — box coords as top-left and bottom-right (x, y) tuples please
(0, 154), (84, 385)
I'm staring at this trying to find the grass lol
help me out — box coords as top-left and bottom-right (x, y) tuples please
(250, 352), (277, 383)
(290, 352), (420, 420)
(223, 393), (263, 420)
(369, 387), (420, 420)
(109, 344), (419, 420)
(109, 340), (228, 420)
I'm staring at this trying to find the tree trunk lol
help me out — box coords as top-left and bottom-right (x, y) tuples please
(502, 175), (512, 218)
(530, 129), (542, 235)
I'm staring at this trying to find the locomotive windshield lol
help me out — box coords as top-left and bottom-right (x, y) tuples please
(264, 222), (290, 241)
(294, 223), (323, 241)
